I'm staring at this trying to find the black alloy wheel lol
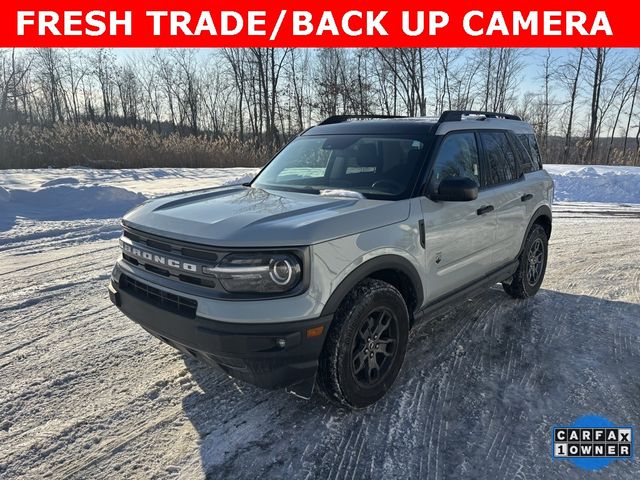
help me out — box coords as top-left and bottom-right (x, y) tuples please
(350, 307), (399, 388)
(502, 223), (548, 299)
(526, 237), (545, 286)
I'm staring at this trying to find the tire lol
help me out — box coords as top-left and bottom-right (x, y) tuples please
(316, 278), (409, 408)
(502, 223), (548, 299)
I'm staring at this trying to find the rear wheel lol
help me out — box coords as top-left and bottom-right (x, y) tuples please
(316, 279), (409, 408)
(502, 223), (548, 299)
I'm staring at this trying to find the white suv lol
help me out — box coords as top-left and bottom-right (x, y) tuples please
(109, 110), (554, 408)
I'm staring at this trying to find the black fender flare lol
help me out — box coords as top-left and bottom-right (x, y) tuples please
(519, 205), (552, 256)
(320, 254), (424, 317)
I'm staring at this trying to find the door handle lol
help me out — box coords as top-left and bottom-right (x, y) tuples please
(476, 205), (494, 215)
(521, 193), (533, 202)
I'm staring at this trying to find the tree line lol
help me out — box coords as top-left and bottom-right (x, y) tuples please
(1, 47), (640, 168)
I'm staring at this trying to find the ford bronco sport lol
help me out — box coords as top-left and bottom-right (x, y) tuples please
(108, 111), (554, 408)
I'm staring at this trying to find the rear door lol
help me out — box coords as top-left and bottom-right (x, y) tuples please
(477, 130), (528, 267)
(420, 131), (497, 302)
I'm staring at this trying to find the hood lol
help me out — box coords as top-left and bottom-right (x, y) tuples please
(123, 186), (410, 247)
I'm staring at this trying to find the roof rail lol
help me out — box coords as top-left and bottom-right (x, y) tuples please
(319, 114), (406, 125)
(438, 110), (522, 122)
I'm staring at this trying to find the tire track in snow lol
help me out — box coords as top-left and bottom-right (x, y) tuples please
(0, 244), (117, 277)
(0, 220), (120, 254)
(1, 264), (113, 306)
(54, 408), (184, 480)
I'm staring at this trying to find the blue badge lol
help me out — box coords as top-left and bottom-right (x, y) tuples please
(552, 415), (634, 471)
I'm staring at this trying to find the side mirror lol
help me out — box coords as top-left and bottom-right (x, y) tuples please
(431, 177), (478, 202)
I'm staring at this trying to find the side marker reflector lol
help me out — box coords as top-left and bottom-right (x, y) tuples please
(306, 326), (324, 338)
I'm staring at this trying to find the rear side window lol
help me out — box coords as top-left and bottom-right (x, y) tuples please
(516, 133), (542, 172)
(479, 131), (519, 186)
(431, 132), (480, 187)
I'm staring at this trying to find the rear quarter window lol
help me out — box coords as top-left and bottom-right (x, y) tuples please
(516, 133), (542, 171)
(479, 131), (519, 186)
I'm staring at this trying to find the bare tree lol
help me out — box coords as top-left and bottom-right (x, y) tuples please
(92, 49), (117, 123)
(605, 58), (637, 164)
(116, 63), (140, 126)
(152, 51), (179, 130)
(474, 49), (524, 114)
(622, 51), (640, 161)
(538, 49), (558, 159)
(585, 48), (608, 163)
(249, 48), (290, 145)
(375, 48), (427, 116)
(34, 48), (66, 123)
(136, 54), (164, 131)
(170, 49), (201, 135)
(315, 49), (347, 117)
(222, 48), (249, 139)
(0, 49), (33, 125)
(557, 48), (584, 163)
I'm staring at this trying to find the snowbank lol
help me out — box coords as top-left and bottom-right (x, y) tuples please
(0, 167), (258, 197)
(546, 165), (640, 205)
(1, 165), (639, 228)
(40, 177), (80, 187)
(7, 184), (147, 219)
(0, 168), (257, 230)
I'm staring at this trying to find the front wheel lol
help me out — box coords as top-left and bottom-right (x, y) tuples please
(502, 223), (548, 299)
(316, 279), (409, 408)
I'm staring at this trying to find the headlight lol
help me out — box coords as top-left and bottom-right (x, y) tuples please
(202, 253), (302, 293)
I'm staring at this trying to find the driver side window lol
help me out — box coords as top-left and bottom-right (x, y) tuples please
(431, 132), (480, 188)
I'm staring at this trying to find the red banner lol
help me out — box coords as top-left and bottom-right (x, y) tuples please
(0, 1), (635, 47)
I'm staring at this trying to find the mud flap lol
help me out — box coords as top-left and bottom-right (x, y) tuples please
(286, 374), (316, 400)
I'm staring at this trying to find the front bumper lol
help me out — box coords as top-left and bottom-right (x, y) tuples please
(108, 277), (332, 397)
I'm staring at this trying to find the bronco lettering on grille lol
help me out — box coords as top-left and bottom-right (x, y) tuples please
(120, 239), (197, 272)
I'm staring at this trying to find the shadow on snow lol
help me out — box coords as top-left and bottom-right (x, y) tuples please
(179, 287), (640, 479)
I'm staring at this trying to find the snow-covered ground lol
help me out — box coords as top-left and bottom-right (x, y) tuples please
(1, 166), (639, 479)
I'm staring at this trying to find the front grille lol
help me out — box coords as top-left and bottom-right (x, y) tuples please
(119, 226), (307, 299)
(144, 263), (170, 277)
(123, 227), (222, 262)
(147, 238), (172, 252)
(119, 274), (197, 318)
(121, 226), (226, 291)
(181, 248), (219, 261)
(122, 253), (139, 266)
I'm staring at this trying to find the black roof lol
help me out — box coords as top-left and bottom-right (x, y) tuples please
(302, 111), (523, 136)
(302, 118), (438, 136)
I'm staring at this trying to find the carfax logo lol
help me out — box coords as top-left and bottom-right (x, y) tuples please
(552, 415), (634, 471)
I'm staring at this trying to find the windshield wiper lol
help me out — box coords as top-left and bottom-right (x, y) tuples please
(259, 184), (321, 195)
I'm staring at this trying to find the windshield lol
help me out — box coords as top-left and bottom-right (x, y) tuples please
(252, 135), (428, 200)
